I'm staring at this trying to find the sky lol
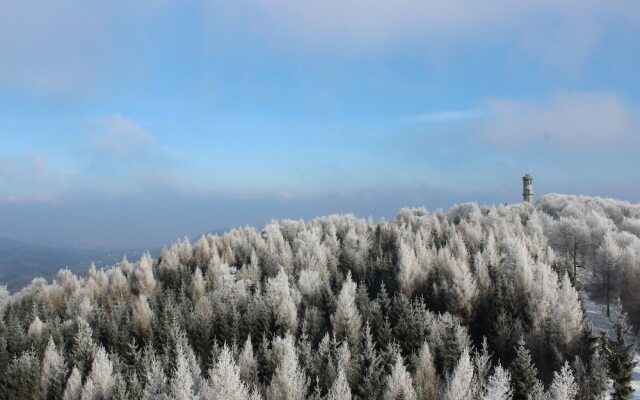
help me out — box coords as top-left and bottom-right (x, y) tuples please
(1, 0), (639, 249)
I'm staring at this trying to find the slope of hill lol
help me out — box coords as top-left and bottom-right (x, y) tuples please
(0, 237), (156, 291)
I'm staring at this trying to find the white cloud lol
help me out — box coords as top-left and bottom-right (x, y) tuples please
(1, 114), (180, 204)
(1, 0), (638, 95)
(0, 154), (64, 204)
(407, 109), (484, 124)
(0, 0), (174, 95)
(480, 91), (640, 151)
(206, 0), (640, 67)
(91, 114), (158, 157)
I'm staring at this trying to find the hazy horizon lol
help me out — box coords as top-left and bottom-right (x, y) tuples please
(1, 0), (639, 249)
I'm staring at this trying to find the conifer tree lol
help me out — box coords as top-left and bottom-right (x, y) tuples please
(40, 336), (67, 400)
(82, 346), (116, 400)
(170, 343), (198, 400)
(328, 366), (352, 400)
(72, 318), (97, 378)
(142, 354), (169, 400)
(510, 337), (538, 400)
(331, 272), (363, 345)
(414, 341), (438, 400)
(571, 357), (589, 400)
(475, 337), (492, 393)
(525, 380), (548, 400)
(357, 323), (383, 399)
(548, 361), (577, 400)
(442, 348), (477, 400)
(63, 367), (83, 400)
(265, 268), (298, 334)
(383, 353), (417, 400)
(589, 348), (609, 399)
(608, 309), (636, 400)
(207, 344), (251, 400)
(483, 364), (513, 400)
(239, 335), (258, 386)
(5, 350), (39, 399)
(267, 334), (308, 400)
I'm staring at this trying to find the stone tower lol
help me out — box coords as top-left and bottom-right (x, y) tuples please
(523, 174), (534, 203)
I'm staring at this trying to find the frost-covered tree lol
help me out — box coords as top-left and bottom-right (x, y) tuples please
(267, 334), (308, 400)
(132, 294), (153, 335)
(40, 336), (66, 400)
(195, 236), (212, 267)
(81, 346), (115, 400)
(142, 354), (169, 400)
(331, 272), (362, 344)
(414, 341), (438, 400)
(63, 367), (83, 400)
(71, 318), (96, 377)
(357, 323), (383, 399)
(596, 232), (622, 317)
(475, 337), (492, 393)
(170, 343), (198, 400)
(265, 267), (298, 333)
(397, 240), (423, 297)
(206, 344), (251, 400)
(238, 336), (258, 386)
(383, 353), (416, 400)
(5, 350), (39, 399)
(442, 348), (476, 400)
(526, 380), (549, 400)
(327, 366), (352, 400)
(548, 362), (577, 400)
(27, 315), (44, 338)
(483, 365), (512, 400)
(0, 285), (9, 316)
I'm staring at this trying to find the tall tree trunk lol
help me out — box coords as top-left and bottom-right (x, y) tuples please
(606, 265), (611, 318)
(573, 241), (577, 281)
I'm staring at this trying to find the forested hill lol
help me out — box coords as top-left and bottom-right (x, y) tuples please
(0, 193), (638, 399)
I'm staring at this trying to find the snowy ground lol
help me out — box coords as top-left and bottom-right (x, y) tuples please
(582, 290), (640, 399)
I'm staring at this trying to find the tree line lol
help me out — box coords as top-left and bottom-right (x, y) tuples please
(0, 194), (638, 399)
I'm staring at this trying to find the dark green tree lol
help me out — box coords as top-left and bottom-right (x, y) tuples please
(510, 337), (539, 400)
(608, 310), (636, 400)
(356, 323), (383, 399)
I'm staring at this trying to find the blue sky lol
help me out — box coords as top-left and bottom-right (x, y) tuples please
(1, 0), (639, 248)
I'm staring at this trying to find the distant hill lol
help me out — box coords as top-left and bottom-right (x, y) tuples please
(0, 237), (158, 291)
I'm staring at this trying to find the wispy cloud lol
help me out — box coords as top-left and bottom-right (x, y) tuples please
(406, 109), (484, 124)
(0, 0), (174, 96)
(91, 114), (158, 157)
(0, 154), (64, 204)
(480, 91), (640, 152)
(205, 0), (640, 69)
(0, 114), (187, 205)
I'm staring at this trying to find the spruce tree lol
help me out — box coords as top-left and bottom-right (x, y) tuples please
(382, 353), (417, 400)
(357, 323), (383, 399)
(40, 336), (67, 400)
(548, 361), (577, 400)
(414, 341), (438, 400)
(483, 364), (512, 400)
(608, 311), (636, 400)
(510, 337), (538, 400)
(442, 348), (477, 400)
(62, 367), (83, 400)
(327, 366), (352, 400)
(5, 350), (39, 400)
(589, 348), (609, 399)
